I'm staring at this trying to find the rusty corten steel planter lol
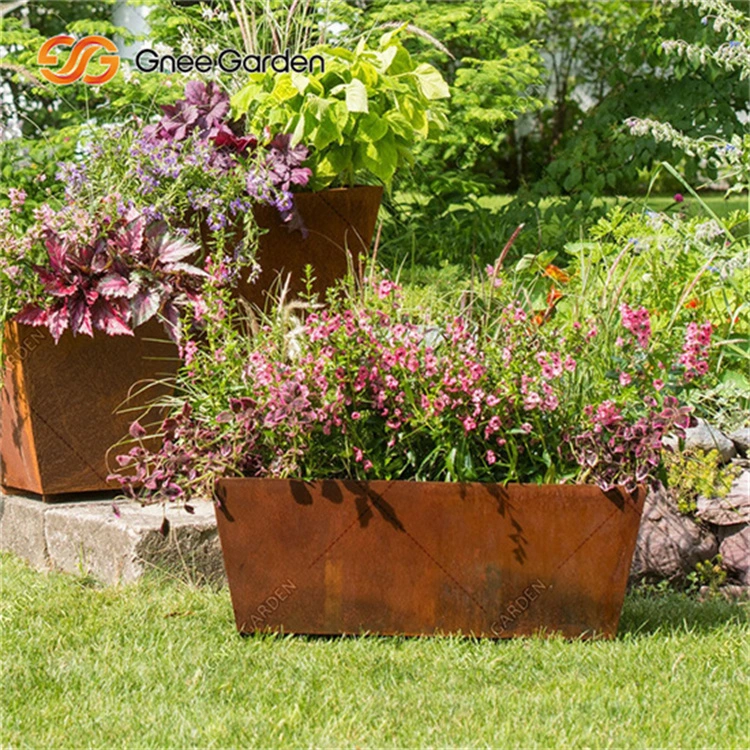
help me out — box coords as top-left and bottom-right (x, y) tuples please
(215, 478), (646, 640)
(236, 185), (383, 308)
(0, 320), (178, 500)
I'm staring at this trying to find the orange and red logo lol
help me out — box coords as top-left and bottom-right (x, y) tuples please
(37, 35), (120, 85)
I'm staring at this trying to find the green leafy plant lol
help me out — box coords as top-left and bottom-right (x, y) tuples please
(230, 28), (450, 189)
(664, 448), (742, 514)
(687, 555), (728, 597)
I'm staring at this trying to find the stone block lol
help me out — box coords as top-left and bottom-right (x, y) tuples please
(0, 493), (50, 570)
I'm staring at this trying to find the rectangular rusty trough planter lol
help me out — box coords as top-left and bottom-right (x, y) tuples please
(0, 320), (178, 500)
(215, 478), (645, 639)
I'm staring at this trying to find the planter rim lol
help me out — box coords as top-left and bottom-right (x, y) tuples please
(293, 184), (383, 194)
(216, 476), (642, 498)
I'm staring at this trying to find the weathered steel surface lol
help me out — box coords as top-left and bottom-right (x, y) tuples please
(237, 186), (383, 308)
(1, 320), (178, 499)
(215, 478), (645, 639)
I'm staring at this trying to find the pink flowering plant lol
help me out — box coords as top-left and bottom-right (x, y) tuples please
(110, 266), (711, 504)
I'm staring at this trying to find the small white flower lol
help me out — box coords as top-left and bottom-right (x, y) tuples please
(181, 36), (195, 55)
(205, 43), (220, 56)
(201, 5), (214, 19)
(154, 42), (173, 56)
(217, 11), (229, 23)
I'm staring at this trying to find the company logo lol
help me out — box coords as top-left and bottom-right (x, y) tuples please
(37, 35), (120, 85)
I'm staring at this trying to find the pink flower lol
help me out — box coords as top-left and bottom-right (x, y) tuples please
(521, 423), (533, 434)
(523, 391), (542, 410)
(351, 412), (361, 420)
(674, 193), (684, 203)
(679, 321), (712, 381)
(353, 446), (364, 463)
(377, 280), (397, 300)
(462, 416), (477, 433)
(619, 372), (632, 387)
(180, 340), (198, 365)
(620, 303), (651, 349)
(486, 450), (497, 465)
(8, 188), (26, 211)
(653, 379), (664, 391)
(363, 460), (373, 471)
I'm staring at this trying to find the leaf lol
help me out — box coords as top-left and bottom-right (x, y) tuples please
(271, 75), (299, 103)
(358, 112), (388, 143)
(359, 132), (398, 183)
(129, 420), (147, 438)
(130, 289), (161, 329)
(156, 235), (199, 265)
(169, 262), (209, 277)
(97, 273), (134, 299)
(91, 301), (134, 337)
(69, 298), (94, 338)
(159, 517), (170, 537)
(14, 305), (48, 327)
(344, 78), (368, 113)
(46, 306), (69, 344)
(413, 63), (450, 100)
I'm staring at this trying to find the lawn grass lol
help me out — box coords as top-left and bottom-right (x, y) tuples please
(1, 554), (748, 748)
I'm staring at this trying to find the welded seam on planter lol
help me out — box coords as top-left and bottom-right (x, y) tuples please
(305, 480), (400, 569)
(306, 479), (490, 617)
(553, 505), (623, 573)
(319, 193), (367, 254)
(391, 522), (491, 617)
(303, 478), (409, 568)
(27, 402), (109, 483)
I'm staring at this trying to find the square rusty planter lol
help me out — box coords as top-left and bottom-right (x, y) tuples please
(215, 478), (646, 639)
(235, 185), (383, 307)
(1, 320), (178, 500)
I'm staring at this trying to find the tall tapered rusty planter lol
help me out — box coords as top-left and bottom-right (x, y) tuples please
(237, 185), (383, 307)
(215, 478), (645, 639)
(0, 320), (178, 499)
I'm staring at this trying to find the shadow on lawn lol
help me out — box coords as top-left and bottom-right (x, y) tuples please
(617, 591), (749, 637)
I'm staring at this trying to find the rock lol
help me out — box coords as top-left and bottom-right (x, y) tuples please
(0, 493), (224, 586)
(718, 524), (750, 586)
(684, 420), (736, 463)
(662, 433), (680, 452)
(698, 584), (750, 602)
(729, 427), (750, 457)
(631, 486), (719, 581)
(0, 493), (50, 571)
(695, 471), (750, 526)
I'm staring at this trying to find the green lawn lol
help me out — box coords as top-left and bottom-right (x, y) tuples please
(1, 553), (748, 748)
(474, 192), (747, 218)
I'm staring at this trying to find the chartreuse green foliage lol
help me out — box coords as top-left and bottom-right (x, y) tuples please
(230, 29), (450, 189)
(664, 449), (742, 514)
(1, 554), (748, 748)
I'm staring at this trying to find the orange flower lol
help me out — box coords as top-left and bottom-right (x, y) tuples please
(546, 287), (563, 307)
(533, 312), (545, 326)
(543, 264), (570, 283)
(685, 298), (700, 309)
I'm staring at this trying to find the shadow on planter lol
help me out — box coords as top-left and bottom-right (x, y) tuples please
(215, 478), (645, 640)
